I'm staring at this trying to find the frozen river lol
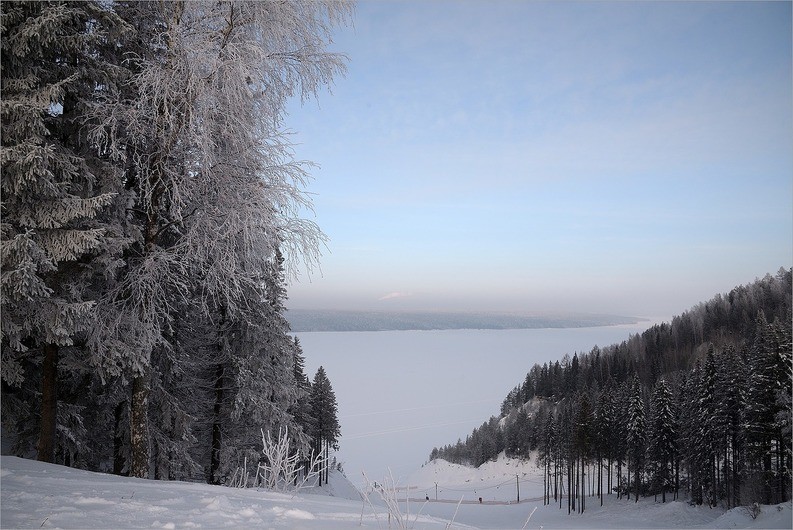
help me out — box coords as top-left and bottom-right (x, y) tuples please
(296, 320), (663, 487)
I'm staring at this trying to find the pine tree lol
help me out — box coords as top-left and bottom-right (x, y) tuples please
(594, 379), (617, 503)
(648, 378), (676, 503)
(206, 249), (308, 485)
(310, 366), (340, 486)
(625, 374), (646, 502)
(678, 368), (703, 504)
(1, 0), (129, 463)
(698, 346), (720, 506)
(290, 337), (314, 450)
(505, 407), (530, 459)
(536, 407), (556, 505)
(715, 345), (745, 507)
(573, 392), (593, 513)
(743, 313), (792, 504)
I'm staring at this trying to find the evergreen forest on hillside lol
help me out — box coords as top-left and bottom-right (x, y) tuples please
(430, 269), (792, 511)
(1, 1), (345, 485)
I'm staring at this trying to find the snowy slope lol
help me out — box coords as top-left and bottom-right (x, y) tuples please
(405, 453), (543, 503)
(2, 455), (790, 529)
(398, 453), (792, 529)
(0, 456), (450, 529)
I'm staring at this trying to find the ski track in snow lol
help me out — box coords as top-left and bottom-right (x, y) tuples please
(2, 455), (791, 529)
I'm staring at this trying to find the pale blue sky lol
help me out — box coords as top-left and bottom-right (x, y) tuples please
(285, 0), (792, 318)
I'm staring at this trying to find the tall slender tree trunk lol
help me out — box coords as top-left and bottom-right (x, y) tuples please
(325, 441), (330, 485)
(319, 440), (326, 487)
(573, 458), (578, 513)
(114, 400), (127, 475)
(209, 362), (225, 484)
(130, 368), (151, 478)
(625, 457), (629, 501)
(567, 461), (572, 514)
(581, 460), (586, 513)
(543, 458), (548, 505)
(127, 84), (171, 478)
(36, 343), (58, 463)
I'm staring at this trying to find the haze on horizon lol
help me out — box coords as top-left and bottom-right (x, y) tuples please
(285, 1), (792, 319)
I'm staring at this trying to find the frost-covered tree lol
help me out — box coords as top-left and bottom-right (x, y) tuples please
(697, 347), (720, 506)
(625, 375), (646, 502)
(742, 314), (793, 504)
(505, 407), (531, 458)
(1, 0), (129, 463)
(88, 0), (350, 478)
(715, 345), (745, 508)
(535, 407), (556, 505)
(677, 367), (702, 504)
(647, 378), (676, 503)
(573, 392), (593, 513)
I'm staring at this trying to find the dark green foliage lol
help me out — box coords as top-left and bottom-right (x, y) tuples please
(309, 366), (340, 486)
(648, 378), (676, 503)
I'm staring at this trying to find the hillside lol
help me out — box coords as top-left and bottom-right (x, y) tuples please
(429, 269), (792, 511)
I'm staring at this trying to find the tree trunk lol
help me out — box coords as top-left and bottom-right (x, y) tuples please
(130, 369), (151, 478)
(209, 363), (224, 484)
(324, 441), (330, 485)
(113, 400), (127, 475)
(318, 440), (324, 487)
(36, 343), (58, 463)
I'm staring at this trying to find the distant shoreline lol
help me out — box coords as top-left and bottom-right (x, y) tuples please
(287, 309), (647, 333)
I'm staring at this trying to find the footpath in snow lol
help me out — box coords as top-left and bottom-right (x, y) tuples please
(2, 454), (791, 529)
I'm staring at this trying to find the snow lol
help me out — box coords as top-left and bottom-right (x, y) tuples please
(2, 455), (791, 529)
(0, 456), (449, 529)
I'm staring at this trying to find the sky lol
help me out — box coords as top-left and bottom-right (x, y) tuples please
(284, 0), (792, 319)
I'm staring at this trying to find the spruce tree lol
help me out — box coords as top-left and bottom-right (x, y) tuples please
(1, 0), (128, 463)
(648, 378), (676, 503)
(310, 366), (340, 486)
(743, 314), (792, 504)
(625, 375), (646, 502)
(715, 345), (745, 507)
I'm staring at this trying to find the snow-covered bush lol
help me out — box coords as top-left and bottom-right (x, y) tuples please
(253, 426), (325, 494)
(362, 469), (428, 529)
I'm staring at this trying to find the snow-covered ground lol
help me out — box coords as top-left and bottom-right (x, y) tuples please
(398, 454), (792, 529)
(2, 455), (790, 529)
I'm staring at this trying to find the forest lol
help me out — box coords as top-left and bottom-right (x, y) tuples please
(430, 269), (792, 511)
(1, 1), (345, 484)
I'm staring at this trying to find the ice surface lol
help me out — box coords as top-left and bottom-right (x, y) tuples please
(297, 324), (663, 483)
